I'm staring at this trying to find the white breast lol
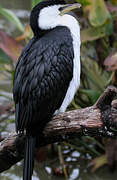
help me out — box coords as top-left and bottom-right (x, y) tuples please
(55, 15), (81, 114)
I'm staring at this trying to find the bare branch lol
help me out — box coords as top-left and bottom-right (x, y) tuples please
(0, 86), (117, 173)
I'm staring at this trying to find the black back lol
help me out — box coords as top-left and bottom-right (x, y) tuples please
(13, 26), (74, 135)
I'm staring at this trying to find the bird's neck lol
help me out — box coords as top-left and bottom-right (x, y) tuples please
(58, 14), (80, 42)
(37, 14), (80, 40)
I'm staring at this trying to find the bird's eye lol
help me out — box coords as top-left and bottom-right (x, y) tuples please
(59, 6), (65, 12)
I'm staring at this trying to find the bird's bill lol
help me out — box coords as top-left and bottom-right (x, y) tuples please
(59, 3), (81, 16)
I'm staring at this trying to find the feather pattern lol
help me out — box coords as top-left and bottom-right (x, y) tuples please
(13, 26), (74, 134)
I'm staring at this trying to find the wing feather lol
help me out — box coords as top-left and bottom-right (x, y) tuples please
(13, 27), (74, 133)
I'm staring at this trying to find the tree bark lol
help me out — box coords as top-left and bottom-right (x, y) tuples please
(0, 86), (117, 173)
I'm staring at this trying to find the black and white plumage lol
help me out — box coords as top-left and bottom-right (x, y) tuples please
(13, 0), (81, 179)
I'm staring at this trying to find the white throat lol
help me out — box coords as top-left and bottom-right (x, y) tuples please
(38, 6), (80, 39)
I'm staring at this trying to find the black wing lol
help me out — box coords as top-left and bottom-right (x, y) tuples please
(13, 26), (74, 134)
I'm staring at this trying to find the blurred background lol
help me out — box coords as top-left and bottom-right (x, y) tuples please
(0, 0), (117, 179)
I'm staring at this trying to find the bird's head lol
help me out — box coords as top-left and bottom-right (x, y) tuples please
(30, 0), (81, 37)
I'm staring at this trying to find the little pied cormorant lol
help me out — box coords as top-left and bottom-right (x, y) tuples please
(13, 0), (81, 179)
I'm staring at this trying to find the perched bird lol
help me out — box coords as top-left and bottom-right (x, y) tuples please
(13, 0), (81, 179)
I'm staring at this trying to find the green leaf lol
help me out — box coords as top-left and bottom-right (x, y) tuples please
(76, 0), (91, 7)
(90, 155), (107, 172)
(81, 57), (110, 92)
(80, 89), (101, 104)
(32, 0), (43, 8)
(0, 49), (12, 64)
(110, 0), (117, 5)
(81, 20), (113, 43)
(0, 6), (24, 32)
(89, 0), (111, 27)
(81, 26), (106, 43)
(105, 20), (113, 36)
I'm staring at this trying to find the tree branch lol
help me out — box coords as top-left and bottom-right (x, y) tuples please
(0, 86), (117, 173)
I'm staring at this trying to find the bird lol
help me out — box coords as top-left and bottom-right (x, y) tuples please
(13, 0), (81, 179)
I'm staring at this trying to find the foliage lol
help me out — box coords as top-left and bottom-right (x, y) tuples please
(32, 0), (43, 8)
(88, 0), (111, 27)
(0, 0), (117, 179)
(0, 5), (24, 32)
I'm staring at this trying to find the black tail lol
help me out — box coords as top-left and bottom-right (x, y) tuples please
(23, 135), (36, 180)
